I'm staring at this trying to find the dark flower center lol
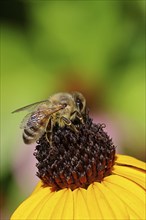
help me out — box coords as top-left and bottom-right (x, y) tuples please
(34, 110), (116, 191)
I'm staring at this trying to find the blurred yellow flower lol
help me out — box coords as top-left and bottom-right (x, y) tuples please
(11, 154), (146, 220)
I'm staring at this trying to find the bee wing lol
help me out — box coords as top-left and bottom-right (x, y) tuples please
(20, 112), (34, 129)
(20, 110), (47, 129)
(20, 104), (65, 129)
(12, 100), (50, 113)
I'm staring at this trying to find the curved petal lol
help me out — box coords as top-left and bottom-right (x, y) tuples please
(37, 189), (73, 219)
(115, 154), (146, 171)
(59, 189), (73, 219)
(27, 193), (54, 219)
(104, 175), (146, 219)
(112, 164), (146, 189)
(87, 184), (103, 219)
(11, 187), (55, 220)
(73, 188), (90, 219)
(93, 182), (129, 219)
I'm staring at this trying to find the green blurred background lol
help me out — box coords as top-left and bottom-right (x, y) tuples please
(1, 0), (145, 219)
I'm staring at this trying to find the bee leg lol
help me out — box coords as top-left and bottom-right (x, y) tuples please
(45, 117), (53, 145)
(46, 133), (52, 146)
(72, 111), (84, 124)
(76, 111), (84, 124)
(61, 116), (78, 133)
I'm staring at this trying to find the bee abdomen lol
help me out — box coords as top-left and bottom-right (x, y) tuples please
(23, 126), (43, 144)
(23, 133), (34, 144)
(24, 128), (36, 136)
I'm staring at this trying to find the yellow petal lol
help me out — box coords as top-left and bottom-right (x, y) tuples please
(93, 182), (129, 219)
(11, 187), (54, 220)
(37, 188), (73, 219)
(104, 175), (145, 204)
(115, 154), (146, 170)
(59, 189), (73, 219)
(27, 192), (54, 219)
(113, 164), (146, 189)
(73, 188), (90, 219)
(87, 184), (103, 219)
(104, 175), (146, 219)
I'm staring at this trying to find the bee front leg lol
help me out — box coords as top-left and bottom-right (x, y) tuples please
(72, 111), (84, 124)
(61, 116), (78, 133)
(76, 111), (84, 124)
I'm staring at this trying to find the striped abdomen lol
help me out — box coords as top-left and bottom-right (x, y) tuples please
(23, 114), (49, 144)
(23, 125), (45, 144)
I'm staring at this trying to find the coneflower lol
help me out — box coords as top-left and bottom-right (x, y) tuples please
(11, 102), (146, 220)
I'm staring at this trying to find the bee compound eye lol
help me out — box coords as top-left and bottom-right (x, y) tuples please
(76, 98), (83, 111)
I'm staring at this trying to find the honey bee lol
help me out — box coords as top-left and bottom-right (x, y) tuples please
(12, 92), (86, 145)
